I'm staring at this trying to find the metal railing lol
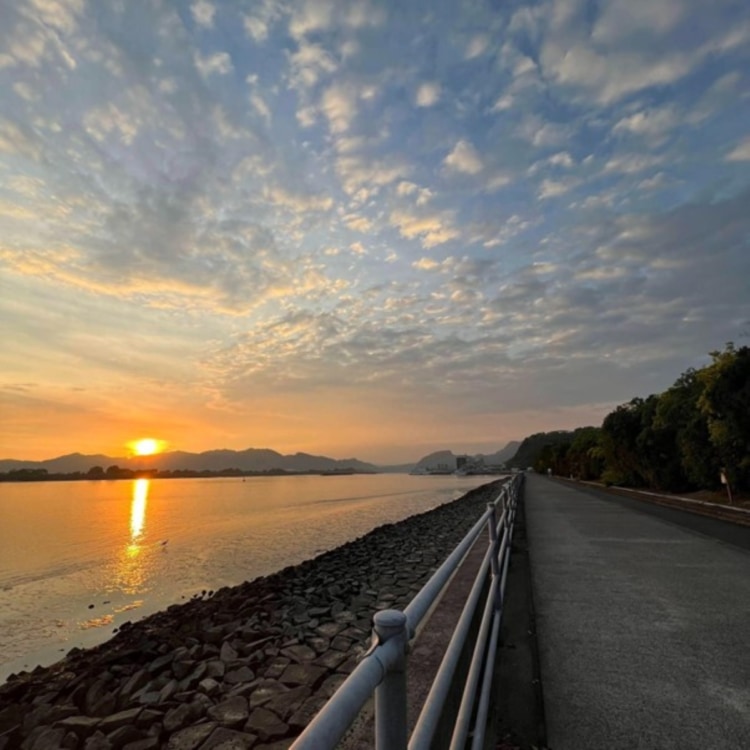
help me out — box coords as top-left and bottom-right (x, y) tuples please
(290, 473), (523, 750)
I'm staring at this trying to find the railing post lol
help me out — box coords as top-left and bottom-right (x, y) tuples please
(373, 609), (409, 750)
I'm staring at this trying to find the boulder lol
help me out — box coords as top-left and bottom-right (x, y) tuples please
(165, 722), (216, 750)
(245, 707), (289, 742)
(207, 696), (249, 728)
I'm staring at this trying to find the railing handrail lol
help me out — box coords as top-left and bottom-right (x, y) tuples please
(403, 501), (497, 634)
(290, 474), (523, 750)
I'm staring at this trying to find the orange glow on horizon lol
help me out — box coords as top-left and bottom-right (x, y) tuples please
(128, 438), (166, 456)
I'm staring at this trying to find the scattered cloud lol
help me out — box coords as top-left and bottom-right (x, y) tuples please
(465, 34), (490, 60)
(416, 81), (441, 107)
(491, 94), (514, 112)
(1, 0), (748, 462)
(444, 139), (483, 175)
(613, 106), (677, 141)
(390, 208), (459, 248)
(194, 50), (233, 77)
(288, 41), (338, 90)
(321, 82), (359, 133)
(538, 178), (577, 200)
(726, 136), (750, 162)
(191, 1), (216, 29)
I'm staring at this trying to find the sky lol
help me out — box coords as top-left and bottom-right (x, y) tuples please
(1, 0), (749, 464)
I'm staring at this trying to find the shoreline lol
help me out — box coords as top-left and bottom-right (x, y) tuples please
(0, 479), (505, 749)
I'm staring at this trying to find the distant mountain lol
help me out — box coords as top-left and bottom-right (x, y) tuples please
(479, 441), (520, 466)
(412, 450), (457, 473)
(411, 441), (520, 474)
(0, 448), (380, 474)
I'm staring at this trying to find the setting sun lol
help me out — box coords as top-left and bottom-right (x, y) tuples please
(129, 438), (165, 456)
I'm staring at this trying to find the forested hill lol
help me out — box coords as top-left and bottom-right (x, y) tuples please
(508, 431), (583, 469)
(509, 344), (750, 495)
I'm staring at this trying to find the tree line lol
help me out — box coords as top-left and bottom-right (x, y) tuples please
(514, 344), (750, 494)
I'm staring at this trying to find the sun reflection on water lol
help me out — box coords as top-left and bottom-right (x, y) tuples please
(114, 479), (152, 594)
(130, 478), (149, 542)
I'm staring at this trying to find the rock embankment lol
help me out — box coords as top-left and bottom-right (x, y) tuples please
(0, 480), (504, 750)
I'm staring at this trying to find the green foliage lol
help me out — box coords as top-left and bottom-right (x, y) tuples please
(654, 369), (717, 489)
(509, 430), (577, 472)
(511, 343), (750, 493)
(510, 427), (604, 479)
(697, 343), (750, 490)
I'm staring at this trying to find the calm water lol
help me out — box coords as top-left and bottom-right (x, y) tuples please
(0, 474), (491, 681)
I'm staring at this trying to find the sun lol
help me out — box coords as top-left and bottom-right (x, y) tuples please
(129, 438), (165, 456)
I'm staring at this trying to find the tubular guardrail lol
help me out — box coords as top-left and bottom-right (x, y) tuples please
(290, 473), (524, 750)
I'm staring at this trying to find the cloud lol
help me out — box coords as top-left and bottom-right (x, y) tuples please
(250, 92), (272, 124)
(191, 1), (216, 28)
(83, 103), (140, 145)
(591, 0), (685, 45)
(538, 177), (578, 199)
(288, 0), (335, 39)
(517, 117), (570, 148)
(536, 0), (750, 106)
(549, 152), (574, 168)
(491, 94), (514, 113)
(416, 82), (441, 107)
(0, 118), (42, 160)
(412, 257), (440, 270)
(321, 82), (359, 133)
(637, 172), (667, 191)
(603, 154), (665, 175)
(465, 34), (490, 59)
(444, 139), (483, 175)
(390, 209), (459, 248)
(350, 241), (367, 255)
(613, 106), (677, 139)
(25, 0), (84, 34)
(264, 186), (334, 213)
(288, 0), (384, 40)
(726, 136), (750, 161)
(395, 181), (433, 205)
(244, 15), (268, 41)
(194, 51), (233, 77)
(344, 214), (373, 232)
(335, 153), (411, 196)
(288, 41), (337, 90)
(243, 0), (286, 45)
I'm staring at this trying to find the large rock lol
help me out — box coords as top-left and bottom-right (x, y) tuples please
(98, 708), (143, 734)
(165, 722), (216, 750)
(245, 707), (289, 742)
(278, 664), (327, 689)
(262, 686), (311, 723)
(163, 704), (192, 734)
(207, 697), (249, 728)
(199, 727), (257, 749)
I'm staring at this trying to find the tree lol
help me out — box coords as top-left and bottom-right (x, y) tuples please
(697, 343), (750, 491)
(87, 465), (105, 478)
(654, 369), (717, 490)
(568, 427), (605, 481)
(600, 398), (649, 486)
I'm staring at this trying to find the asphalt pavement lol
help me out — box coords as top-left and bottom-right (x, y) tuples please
(525, 473), (750, 750)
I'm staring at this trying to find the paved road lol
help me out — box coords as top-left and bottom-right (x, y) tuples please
(525, 474), (750, 750)
(566, 479), (750, 549)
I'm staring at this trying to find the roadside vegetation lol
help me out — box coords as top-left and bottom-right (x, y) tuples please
(511, 343), (750, 496)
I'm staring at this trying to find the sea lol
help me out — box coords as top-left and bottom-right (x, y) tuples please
(0, 473), (492, 683)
